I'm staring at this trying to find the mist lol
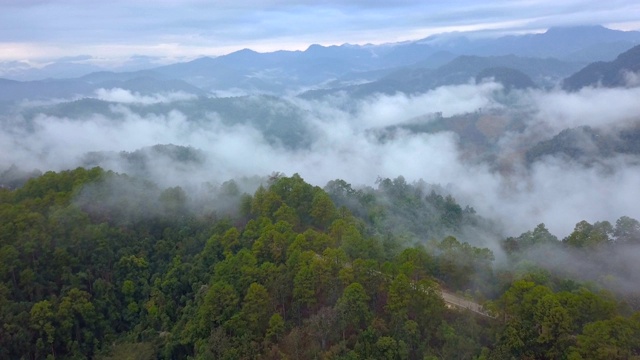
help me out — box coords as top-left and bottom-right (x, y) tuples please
(94, 88), (197, 104)
(1, 83), (640, 242)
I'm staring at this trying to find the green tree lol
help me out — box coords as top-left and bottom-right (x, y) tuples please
(386, 274), (412, 335)
(337, 282), (371, 336)
(310, 190), (337, 229)
(237, 282), (272, 339)
(30, 300), (56, 358)
(571, 315), (640, 360)
(196, 281), (239, 337)
(613, 216), (640, 244)
(266, 313), (285, 343)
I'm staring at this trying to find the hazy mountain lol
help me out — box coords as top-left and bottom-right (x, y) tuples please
(0, 56), (102, 81)
(79, 70), (169, 84)
(372, 109), (528, 167)
(1, 25), (638, 96)
(152, 45), (384, 93)
(525, 123), (640, 165)
(18, 95), (311, 149)
(354, 25), (640, 66)
(562, 41), (640, 63)
(0, 55), (171, 81)
(0, 73), (206, 102)
(129, 26), (640, 94)
(95, 76), (207, 96)
(467, 25), (640, 59)
(0, 77), (97, 102)
(301, 54), (580, 99)
(563, 44), (640, 91)
(475, 67), (536, 90)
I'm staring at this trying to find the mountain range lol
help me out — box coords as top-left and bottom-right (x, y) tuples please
(1, 25), (639, 99)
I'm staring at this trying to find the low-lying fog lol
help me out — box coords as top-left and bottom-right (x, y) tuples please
(2, 82), (640, 239)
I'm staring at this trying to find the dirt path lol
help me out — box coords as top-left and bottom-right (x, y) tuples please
(316, 253), (496, 319)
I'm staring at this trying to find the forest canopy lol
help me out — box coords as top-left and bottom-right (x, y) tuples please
(1, 168), (639, 359)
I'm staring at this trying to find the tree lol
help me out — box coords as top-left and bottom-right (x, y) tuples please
(305, 306), (338, 351)
(310, 191), (337, 229)
(564, 220), (612, 248)
(293, 264), (317, 313)
(196, 281), (239, 337)
(266, 313), (285, 343)
(396, 246), (434, 281)
(56, 288), (100, 357)
(30, 300), (56, 358)
(571, 315), (640, 360)
(159, 186), (188, 217)
(613, 216), (640, 244)
(535, 294), (572, 358)
(213, 249), (258, 295)
(386, 275), (412, 335)
(238, 283), (272, 339)
(375, 336), (409, 360)
(337, 283), (371, 337)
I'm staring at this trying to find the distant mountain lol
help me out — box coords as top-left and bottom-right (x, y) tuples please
(526, 123), (640, 164)
(376, 25), (640, 65)
(0, 73), (206, 102)
(370, 109), (526, 166)
(371, 108), (640, 170)
(301, 54), (580, 99)
(20, 95), (311, 149)
(475, 67), (536, 90)
(94, 76), (207, 96)
(143, 26), (640, 94)
(0, 77), (96, 102)
(0, 55), (169, 81)
(562, 44), (640, 91)
(0, 25), (638, 96)
(0, 56), (103, 81)
(562, 41), (640, 63)
(152, 45), (385, 93)
(467, 26), (640, 59)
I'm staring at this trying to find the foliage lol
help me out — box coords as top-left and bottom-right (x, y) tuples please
(1, 168), (638, 359)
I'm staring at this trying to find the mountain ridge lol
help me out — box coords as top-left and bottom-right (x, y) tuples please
(2, 25), (639, 89)
(563, 44), (640, 90)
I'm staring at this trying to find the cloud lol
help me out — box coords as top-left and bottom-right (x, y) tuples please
(622, 70), (640, 87)
(0, 1), (639, 61)
(348, 82), (502, 129)
(529, 86), (640, 131)
(94, 88), (197, 105)
(5, 80), (640, 298)
(2, 82), (640, 242)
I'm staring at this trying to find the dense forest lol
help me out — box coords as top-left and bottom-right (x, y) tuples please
(1, 168), (639, 359)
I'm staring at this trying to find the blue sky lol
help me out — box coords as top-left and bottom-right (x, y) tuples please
(1, 0), (639, 63)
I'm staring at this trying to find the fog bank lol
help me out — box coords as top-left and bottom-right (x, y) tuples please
(2, 83), (640, 239)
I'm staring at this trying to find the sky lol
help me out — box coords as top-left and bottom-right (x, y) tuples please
(1, 0), (640, 63)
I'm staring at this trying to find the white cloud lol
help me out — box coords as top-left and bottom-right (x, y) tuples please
(2, 82), (640, 240)
(622, 70), (640, 87)
(94, 88), (197, 105)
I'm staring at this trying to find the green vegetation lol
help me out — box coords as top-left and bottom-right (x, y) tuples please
(1, 168), (639, 359)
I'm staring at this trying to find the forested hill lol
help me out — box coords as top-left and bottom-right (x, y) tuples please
(1, 168), (640, 359)
(563, 44), (640, 91)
